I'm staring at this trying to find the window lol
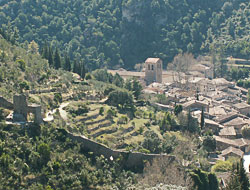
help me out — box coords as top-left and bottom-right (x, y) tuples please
(152, 65), (154, 70)
(148, 64), (150, 70)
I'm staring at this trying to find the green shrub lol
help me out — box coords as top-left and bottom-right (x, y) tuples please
(16, 59), (26, 71)
(54, 92), (62, 104)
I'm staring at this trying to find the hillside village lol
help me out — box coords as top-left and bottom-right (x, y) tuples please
(109, 56), (250, 174)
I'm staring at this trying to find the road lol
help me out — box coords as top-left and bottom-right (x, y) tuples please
(43, 102), (70, 122)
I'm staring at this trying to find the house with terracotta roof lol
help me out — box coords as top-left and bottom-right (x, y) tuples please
(233, 102), (250, 116)
(183, 100), (209, 112)
(220, 146), (244, 160)
(219, 127), (237, 139)
(214, 136), (250, 152)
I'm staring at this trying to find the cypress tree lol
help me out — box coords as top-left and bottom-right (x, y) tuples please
(73, 60), (78, 74)
(64, 55), (71, 71)
(80, 62), (86, 79)
(42, 41), (49, 59)
(247, 89), (250, 105)
(54, 48), (61, 69)
(48, 46), (53, 67)
(226, 159), (249, 190)
(201, 107), (204, 130)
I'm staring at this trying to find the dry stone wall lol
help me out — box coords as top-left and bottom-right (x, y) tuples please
(0, 97), (13, 110)
(63, 129), (175, 169)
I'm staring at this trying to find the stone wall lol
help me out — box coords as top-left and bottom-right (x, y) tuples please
(0, 97), (13, 110)
(64, 129), (175, 169)
(0, 95), (43, 124)
(27, 105), (43, 124)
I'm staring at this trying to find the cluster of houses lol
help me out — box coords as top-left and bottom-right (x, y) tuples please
(109, 56), (250, 172)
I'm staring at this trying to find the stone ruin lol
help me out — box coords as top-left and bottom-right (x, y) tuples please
(0, 94), (43, 124)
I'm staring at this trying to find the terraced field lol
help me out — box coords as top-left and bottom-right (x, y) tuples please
(64, 100), (160, 150)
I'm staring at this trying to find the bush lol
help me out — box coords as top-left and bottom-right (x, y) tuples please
(242, 125), (250, 138)
(16, 59), (26, 71)
(54, 92), (62, 104)
(211, 157), (239, 173)
(85, 73), (92, 80)
(99, 107), (104, 115)
(118, 116), (128, 124)
(202, 136), (216, 152)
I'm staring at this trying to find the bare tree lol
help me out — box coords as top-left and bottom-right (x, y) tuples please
(168, 53), (196, 87)
(137, 157), (193, 189)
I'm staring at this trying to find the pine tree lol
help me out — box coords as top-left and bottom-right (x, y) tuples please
(54, 48), (61, 69)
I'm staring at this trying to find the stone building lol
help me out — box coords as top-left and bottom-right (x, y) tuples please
(0, 94), (43, 124)
(145, 58), (162, 85)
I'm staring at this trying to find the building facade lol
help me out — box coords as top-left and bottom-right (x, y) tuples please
(145, 58), (163, 85)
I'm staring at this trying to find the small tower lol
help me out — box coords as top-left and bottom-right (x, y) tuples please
(145, 58), (162, 85)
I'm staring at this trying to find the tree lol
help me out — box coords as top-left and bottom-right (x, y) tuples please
(202, 136), (216, 152)
(63, 54), (71, 71)
(142, 130), (162, 153)
(174, 105), (183, 116)
(16, 59), (26, 71)
(41, 41), (49, 59)
(187, 109), (200, 133)
(225, 159), (249, 190)
(48, 46), (53, 66)
(19, 81), (29, 92)
(112, 73), (124, 88)
(168, 53), (196, 85)
(37, 143), (51, 166)
(125, 78), (142, 99)
(201, 107), (204, 130)
(106, 89), (133, 109)
(54, 48), (61, 69)
(80, 61), (86, 79)
(190, 168), (219, 190)
(247, 89), (250, 105)
(28, 40), (39, 54)
(242, 125), (250, 138)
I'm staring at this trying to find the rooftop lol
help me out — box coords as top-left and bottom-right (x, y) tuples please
(234, 102), (250, 110)
(224, 117), (249, 127)
(145, 58), (161, 63)
(221, 146), (244, 157)
(214, 136), (248, 147)
(219, 127), (236, 136)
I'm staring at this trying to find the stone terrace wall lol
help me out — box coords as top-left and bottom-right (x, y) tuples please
(0, 97), (14, 110)
(64, 129), (175, 169)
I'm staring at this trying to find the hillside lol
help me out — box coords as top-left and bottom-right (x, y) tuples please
(0, 35), (199, 189)
(1, 0), (250, 70)
(0, 31), (230, 189)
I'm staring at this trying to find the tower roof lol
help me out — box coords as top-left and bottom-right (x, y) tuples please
(145, 58), (161, 63)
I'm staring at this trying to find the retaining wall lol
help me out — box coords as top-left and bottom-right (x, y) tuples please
(0, 97), (14, 110)
(64, 129), (175, 169)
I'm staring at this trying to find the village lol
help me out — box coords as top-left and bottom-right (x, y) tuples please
(109, 56), (250, 174)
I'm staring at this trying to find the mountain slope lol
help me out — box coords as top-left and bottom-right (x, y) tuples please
(1, 0), (249, 70)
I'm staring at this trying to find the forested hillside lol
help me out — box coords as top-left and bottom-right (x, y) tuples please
(1, 0), (250, 70)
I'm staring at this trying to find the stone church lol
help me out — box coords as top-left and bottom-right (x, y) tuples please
(108, 57), (163, 85)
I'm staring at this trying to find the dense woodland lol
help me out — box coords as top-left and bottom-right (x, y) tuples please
(1, 0), (250, 70)
(1, 0), (250, 189)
